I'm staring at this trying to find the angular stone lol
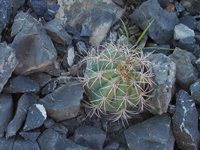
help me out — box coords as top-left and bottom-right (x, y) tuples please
(129, 0), (179, 44)
(44, 4), (60, 21)
(62, 46), (75, 68)
(180, 0), (194, 10)
(178, 36), (196, 52)
(6, 93), (38, 139)
(13, 136), (40, 150)
(38, 81), (83, 121)
(76, 41), (87, 56)
(12, 0), (26, 15)
(27, 0), (47, 16)
(197, 21), (200, 32)
(124, 114), (174, 150)
(0, 137), (15, 150)
(74, 125), (106, 150)
(190, 79), (200, 103)
(55, 0), (124, 46)
(19, 129), (41, 142)
(10, 13), (57, 75)
(53, 42), (68, 55)
(51, 123), (68, 135)
(174, 1), (185, 12)
(65, 23), (80, 36)
(30, 72), (51, 88)
(172, 90), (200, 150)
(0, 94), (13, 138)
(0, 42), (19, 93)
(43, 118), (55, 129)
(148, 53), (176, 115)
(179, 15), (198, 30)
(38, 129), (87, 150)
(61, 118), (79, 134)
(169, 50), (198, 91)
(41, 78), (58, 95)
(23, 104), (47, 131)
(80, 24), (93, 37)
(44, 18), (72, 45)
(174, 23), (195, 40)
(2, 75), (40, 93)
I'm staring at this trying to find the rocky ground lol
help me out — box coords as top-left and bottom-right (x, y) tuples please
(0, 0), (200, 149)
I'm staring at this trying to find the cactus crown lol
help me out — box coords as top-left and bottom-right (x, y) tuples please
(81, 42), (155, 123)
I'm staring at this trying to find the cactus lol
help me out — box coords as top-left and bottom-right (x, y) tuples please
(82, 42), (155, 123)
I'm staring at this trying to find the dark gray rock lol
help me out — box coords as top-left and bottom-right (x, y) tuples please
(19, 129), (41, 142)
(147, 53), (176, 115)
(43, 118), (55, 129)
(143, 44), (171, 56)
(74, 125), (106, 150)
(30, 72), (51, 88)
(172, 90), (200, 150)
(167, 104), (176, 115)
(190, 79), (200, 104)
(0, 137), (15, 150)
(178, 36), (196, 52)
(41, 78), (58, 95)
(38, 129), (87, 150)
(103, 141), (119, 150)
(0, 94), (13, 138)
(179, 15), (198, 30)
(174, 23), (195, 40)
(44, 4), (60, 21)
(53, 42), (68, 56)
(23, 104), (47, 132)
(13, 136), (40, 150)
(124, 114), (174, 150)
(0, 0), (12, 40)
(55, 0), (124, 46)
(195, 58), (200, 72)
(6, 93), (38, 139)
(2, 75), (40, 93)
(81, 24), (93, 37)
(10, 17), (57, 75)
(157, 0), (169, 9)
(169, 50), (198, 91)
(76, 41), (87, 56)
(197, 21), (200, 31)
(0, 42), (19, 93)
(27, 0), (47, 16)
(66, 23), (80, 36)
(44, 18), (72, 45)
(174, 1), (185, 12)
(129, 0), (179, 44)
(51, 123), (68, 135)
(12, 0), (26, 15)
(38, 81), (83, 121)
(62, 46), (75, 69)
(189, 1), (200, 15)
(61, 118), (80, 134)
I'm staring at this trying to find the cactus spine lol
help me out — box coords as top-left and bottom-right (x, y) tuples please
(82, 43), (154, 122)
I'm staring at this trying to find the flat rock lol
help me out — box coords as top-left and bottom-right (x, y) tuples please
(41, 78), (58, 95)
(10, 13), (57, 75)
(178, 36), (196, 52)
(0, 94), (13, 138)
(174, 23), (195, 40)
(19, 129), (41, 142)
(2, 75), (40, 93)
(6, 93), (39, 139)
(23, 104), (47, 132)
(0, 42), (19, 93)
(148, 53), (176, 115)
(129, 0), (179, 44)
(38, 81), (83, 121)
(169, 50), (198, 91)
(74, 125), (106, 150)
(172, 90), (200, 150)
(124, 114), (174, 150)
(38, 129), (87, 150)
(44, 18), (72, 45)
(55, 0), (124, 46)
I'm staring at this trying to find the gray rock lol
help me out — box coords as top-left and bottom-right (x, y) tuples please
(10, 14), (57, 75)
(80, 24), (93, 37)
(43, 118), (55, 129)
(124, 114), (174, 150)
(51, 123), (68, 135)
(147, 53), (176, 115)
(76, 41), (87, 56)
(174, 1), (185, 12)
(61, 118), (80, 134)
(143, 44), (171, 56)
(2, 75), (40, 93)
(19, 129), (41, 142)
(12, 0), (26, 15)
(13, 136), (40, 150)
(44, 4), (60, 21)
(0, 94), (13, 138)
(41, 78), (58, 95)
(0, 42), (19, 93)
(197, 21), (200, 31)
(178, 36), (196, 52)
(0, 137), (15, 150)
(6, 93), (38, 139)
(189, 1), (200, 15)
(62, 46), (75, 68)
(38, 81), (83, 121)
(23, 104), (47, 132)
(38, 129), (87, 150)
(30, 72), (51, 88)
(180, 0), (194, 10)
(169, 50), (198, 91)
(174, 23), (195, 40)
(103, 141), (119, 150)
(55, 0), (124, 46)
(74, 125), (106, 150)
(172, 90), (200, 150)
(179, 15), (198, 30)
(190, 79), (200, 104)
(129, 0), (179, 44)
(53, 42), (68, 55)
(27, 0), (47, 16)
(195, 58), (200, 72)
(44, 18), (72, 45)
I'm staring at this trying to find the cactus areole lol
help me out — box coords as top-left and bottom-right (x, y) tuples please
(83, 43), (154, 122)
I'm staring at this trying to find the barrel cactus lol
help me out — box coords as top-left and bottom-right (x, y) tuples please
(82, 42), (155, 123)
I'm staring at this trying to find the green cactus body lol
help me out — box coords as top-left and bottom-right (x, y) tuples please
(83, 43), (154, 121)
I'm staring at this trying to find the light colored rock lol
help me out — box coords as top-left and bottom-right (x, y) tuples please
(174, 23), (195, 40)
